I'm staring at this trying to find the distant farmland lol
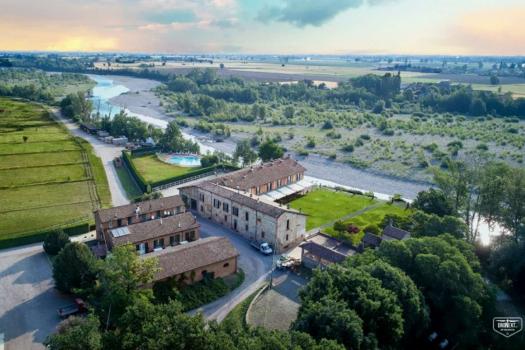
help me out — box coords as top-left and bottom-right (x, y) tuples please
(0, 97), (110, 247)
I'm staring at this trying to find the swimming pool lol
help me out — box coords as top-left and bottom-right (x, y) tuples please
(165, 154), (201, 167)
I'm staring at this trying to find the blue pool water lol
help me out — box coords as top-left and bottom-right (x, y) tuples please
(166, 155), (201, 167)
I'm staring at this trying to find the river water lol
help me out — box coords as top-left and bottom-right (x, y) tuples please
(87, 74), (504, 244)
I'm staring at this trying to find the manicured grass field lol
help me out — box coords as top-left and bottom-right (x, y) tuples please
(130, 154), (201, 183)
(324, 202), (412, 244)
(0, 97), (110, 247)
(288, 188), (377, 230)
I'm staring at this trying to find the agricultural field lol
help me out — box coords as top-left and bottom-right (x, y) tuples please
(0, 97), (110, 247)
(130, 153), (201, 183)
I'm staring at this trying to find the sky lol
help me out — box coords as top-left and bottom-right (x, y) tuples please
(1, 0), (524, 55)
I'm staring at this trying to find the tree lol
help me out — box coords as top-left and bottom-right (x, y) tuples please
(413, 188), (453, 217)
(52, 242), (98, 293)
(258, 140), (284, 162)
(233, 139), (257, 166)
(296, 265), (405, 348)
(43, 229), (70, 255)
(44, 315), (102, 350)
(283, 105), (295, 119)
(200, 153), (219, 167)
(94, 245), (158, 327)
(159, 121), (199, 154)
(411, 211), (467, 239)
(490, 75), (500, 85)
(22, 135), (28, 143)
(500, 167), (525, 241)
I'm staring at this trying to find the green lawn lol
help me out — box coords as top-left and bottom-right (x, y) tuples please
(130, 154), (201, 183)
(115, 164), (143, 199)
(324, 202), (412, 244)
(0, 97), (111, 246)
(288, 188), (377, 230)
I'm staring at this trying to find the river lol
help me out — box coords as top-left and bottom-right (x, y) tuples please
(87, 74), (504, 244)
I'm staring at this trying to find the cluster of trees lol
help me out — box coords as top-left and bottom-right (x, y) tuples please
(405, 83), (525, 117)
(294, 234), (495, 349)
(159, 121), (200, 154)
(46, 242), (342, 350)
(0, 68), (91, 104)
(98, 111), (163, 142)
(60, 92), (93, 122)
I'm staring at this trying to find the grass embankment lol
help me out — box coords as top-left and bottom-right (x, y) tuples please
(115, 165), (142, 199)
(222, 286), (264, 328)
(0, 97), (110, 248)
(130, 154), (202, 183)
(289, 188), (377, 230)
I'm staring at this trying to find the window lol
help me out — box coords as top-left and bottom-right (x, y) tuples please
(117, 218), (122, 227)
(213, 199), (222, 209)
(200, 205), (204, 212)
(188, 231), (195, 241)
(286, 219), (290, 230)
(245, 224), (248, 232)
(261, 231), (265, 238)
(223, 262), (230, 268)
(245, 212), (249, 221)
(224, 215), (227, 222)
(154, 239), (164, 249)
(286, 234), (289, 241)
(223, 203), (229, 212)
(170, 235), (181, 246)
(199, 193), (205, 201)
(232, 207), (239, 216)
(127, 217), (132, 225)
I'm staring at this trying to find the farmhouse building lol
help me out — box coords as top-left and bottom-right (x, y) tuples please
(146, 236), (239, 283)
(300, 233), (356, 269)
(94, 196), (239, 285)
(179, 157), (309, 252)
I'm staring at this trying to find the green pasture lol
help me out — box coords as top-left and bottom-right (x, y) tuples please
(130, 154), (201, 184)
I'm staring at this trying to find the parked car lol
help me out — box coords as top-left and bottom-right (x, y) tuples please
(57, 298), (87, 319)
(250, 240), (273, 255)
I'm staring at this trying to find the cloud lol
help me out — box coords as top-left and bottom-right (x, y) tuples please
(144, 9), (197, 24)
(449, 7), (525, 55)
(260, 0), (404, 27)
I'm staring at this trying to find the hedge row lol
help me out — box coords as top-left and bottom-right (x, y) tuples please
(121, 150), (148, 192)
(130, 147), (162, 157)
(122, 150), (239, 193)
(0, 222), (92, 250)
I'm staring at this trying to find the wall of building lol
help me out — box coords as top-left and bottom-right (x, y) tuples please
(180, 186), (306, 252)
(159, 256), (238, 284)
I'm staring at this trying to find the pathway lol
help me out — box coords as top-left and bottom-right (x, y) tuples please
(51, 110), (129, 207)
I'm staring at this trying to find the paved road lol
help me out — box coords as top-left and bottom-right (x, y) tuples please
(192, 215), (274, 321)
(51, 110), (129, 207)
(0, 244), (71, 350)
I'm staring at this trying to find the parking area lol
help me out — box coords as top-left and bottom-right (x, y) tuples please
(0, 244), (71, 350)
(247, 270), (308, 331)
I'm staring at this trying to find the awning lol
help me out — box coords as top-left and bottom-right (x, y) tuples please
(260, 179), (313, 201)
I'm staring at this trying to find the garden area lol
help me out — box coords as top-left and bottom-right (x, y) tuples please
(0, 97), (110, 248)
(130, 153), (200, 183)
(288, 187), (412, 244)
(288, 188), (378, 230)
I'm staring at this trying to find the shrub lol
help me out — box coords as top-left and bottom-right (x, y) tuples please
(364, 224), (380, 235)
(342, 144), (354, 153)
(306, 137), (316, 148)
(360, 134), (371, 140)
(321, 120), (334, 129)
(43, 229), (71, 255)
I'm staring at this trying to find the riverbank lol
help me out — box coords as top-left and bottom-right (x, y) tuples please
(94, 74), (431, 199)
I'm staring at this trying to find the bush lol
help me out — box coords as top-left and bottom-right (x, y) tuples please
(342, 143), (354, 153)
(52, 242), (98, 293)
(321, 120), (334, 129)
(43, 229), (71, 255)
(306, 137), (316, 148)
(364, 224), (380, 235)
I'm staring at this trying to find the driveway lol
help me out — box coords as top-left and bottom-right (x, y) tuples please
(52, 111), (129, 207)
(191, 215), (274, 321)
(0, 244), (71, 350)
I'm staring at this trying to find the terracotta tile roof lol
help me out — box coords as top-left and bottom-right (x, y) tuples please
(144, 236), (239, 281)
(95, 196), (185, 223)
(183, 181), (304, 218)
(383, 225), (411, 241)
(110, 212), (199, 246)
(214, 157), (306, 191)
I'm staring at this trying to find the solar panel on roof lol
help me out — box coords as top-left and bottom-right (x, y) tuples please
(111, 227), (130, 238)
